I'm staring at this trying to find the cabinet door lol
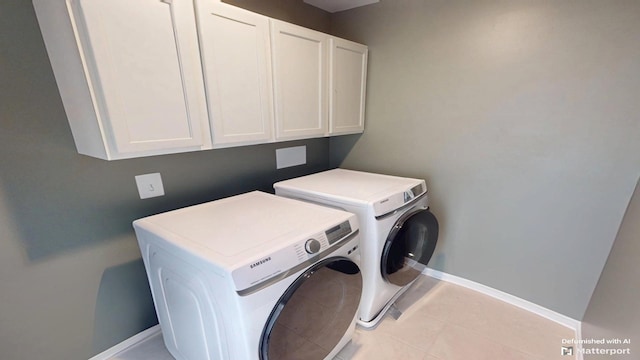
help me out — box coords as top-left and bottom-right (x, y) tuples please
(67, 0), (208, 156)
(329, 38), (368, 135)
(196, 2), (273, 147)
(271, 20), (328, 140)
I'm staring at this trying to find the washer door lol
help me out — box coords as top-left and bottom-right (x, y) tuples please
(381, 208), (439, 287)
(260, 257), (362, 360)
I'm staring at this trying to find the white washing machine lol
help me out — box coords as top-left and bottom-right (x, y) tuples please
(133, 191), (363, 360)
(274, 169), (438, 328)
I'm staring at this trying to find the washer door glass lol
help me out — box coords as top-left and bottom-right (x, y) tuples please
(260, 257), (362, 360)
(381, 209), (439, 287)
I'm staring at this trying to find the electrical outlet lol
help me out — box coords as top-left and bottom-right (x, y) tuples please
(135, 173), (165, 199)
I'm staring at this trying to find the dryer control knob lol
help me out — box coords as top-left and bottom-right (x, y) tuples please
(304, 239), (321, 254)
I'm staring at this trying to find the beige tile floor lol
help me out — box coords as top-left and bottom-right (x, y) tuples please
(335, 276), (577, 360)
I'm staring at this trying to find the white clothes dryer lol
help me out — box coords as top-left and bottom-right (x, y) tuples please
(274, 169), (438, 328)
(133, 191), (362, 360)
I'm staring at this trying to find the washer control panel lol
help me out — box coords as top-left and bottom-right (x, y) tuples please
(292, 220), (351, 260)
(304, 238), (321, 254)
(232, 218), (357, 293)
(325, 221), (352, 245)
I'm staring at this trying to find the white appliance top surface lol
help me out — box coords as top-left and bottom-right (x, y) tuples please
(274, 169), (424, 204)
(135, 191), (353, 263)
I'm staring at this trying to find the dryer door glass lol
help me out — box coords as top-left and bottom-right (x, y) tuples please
(260, 257), (362, 360)
(381, 209), (439, 287)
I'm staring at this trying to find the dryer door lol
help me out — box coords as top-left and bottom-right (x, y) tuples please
(381, 208), (439, 287)
(260, 257), (362, 360)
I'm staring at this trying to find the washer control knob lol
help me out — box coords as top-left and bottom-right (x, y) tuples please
(304, 239), (321, 254)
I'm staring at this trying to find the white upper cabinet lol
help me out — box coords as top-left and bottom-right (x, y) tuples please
(270, 20), (329, 141)
(34, 0), (367, 160)
(329, 38), (368, 135)
(195, 2), (274, 147)
(33, 0), (210, 160)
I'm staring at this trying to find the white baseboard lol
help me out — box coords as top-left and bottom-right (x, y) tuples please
(422, 268), (581, 332)
(88, 325), (161, 360)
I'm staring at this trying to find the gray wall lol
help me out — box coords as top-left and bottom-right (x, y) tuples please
(0, 0), (330, 359)
(581, 178), (639, 358)
(224, 0), (331, 32)
(330, 0), (640, 320)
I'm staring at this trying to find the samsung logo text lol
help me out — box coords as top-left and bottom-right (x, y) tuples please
(250, 257), (272, 269)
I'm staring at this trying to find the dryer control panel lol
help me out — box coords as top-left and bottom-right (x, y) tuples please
(372, 182), (426, 217)
(231, 218), (357, 295)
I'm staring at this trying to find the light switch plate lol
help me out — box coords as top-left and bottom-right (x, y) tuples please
(135, 173), (165, 199)
(276, 146), (307, 169)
